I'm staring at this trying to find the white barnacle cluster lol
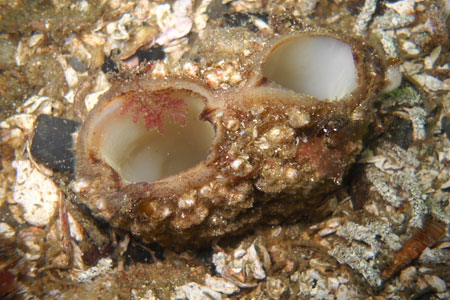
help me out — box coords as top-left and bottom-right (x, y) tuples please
(175, 239), (271, 299)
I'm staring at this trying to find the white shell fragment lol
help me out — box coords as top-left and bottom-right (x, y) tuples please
(212, 240), (269, 289)
(401, 39), (420, 56)
(84, 72), (111, 111)
(193, 0), (212, 31)
(19, 96), (54, 115)
(412, 74), (450, 92)
(247, 243), (266, 280)
(382, 66), (402, 93)
(57, 56), (79, 88)
(106, 13), (132, 41)
(68, 213), (85, 242)
(204, 274), (240, 295)
(0, 114), (36, 132)
(0, 222), (15, 238)
(424, 46), (441, 69)
(266, 277), (286, 299)
(12, 160), (59, 227)
(175, 282), (222, 300)
(76, 258), (113, 283)
(386, 0), (416, 15)
(155, 0), (193, 46)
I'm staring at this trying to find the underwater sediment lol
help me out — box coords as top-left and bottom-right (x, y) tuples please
(1, 0), (449, 299)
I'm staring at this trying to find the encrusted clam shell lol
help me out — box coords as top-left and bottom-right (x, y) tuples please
(74, 29), (385, 247)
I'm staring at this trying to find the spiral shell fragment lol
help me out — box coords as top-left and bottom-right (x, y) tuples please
(74, 29), (385, 247)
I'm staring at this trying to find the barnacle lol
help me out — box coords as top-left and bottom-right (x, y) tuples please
(74, 29), (385, 247)
(261, 35), (358, 100)
(79, 80), (215, 183)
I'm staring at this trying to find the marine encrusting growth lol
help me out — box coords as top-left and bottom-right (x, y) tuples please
(74, 28), (386, 247)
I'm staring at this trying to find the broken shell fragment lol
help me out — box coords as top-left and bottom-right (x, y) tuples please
(74, 30), (385, 247)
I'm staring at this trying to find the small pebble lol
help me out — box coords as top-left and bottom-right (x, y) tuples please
(382, 66), (402, 93)
(0, 223), (15, 238)
(30, 114), (80, 173)
(67, 56), (89, 73)
(400, 266), (417, 286)
(336, 284), (350, 300)
(328, 277), (340, 291)
(135, 45), (165, 64)
(424, 275), (446, 293)
(402, 40), (420, 55)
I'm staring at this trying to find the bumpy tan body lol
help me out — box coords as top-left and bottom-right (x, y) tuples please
(74, 25), (385, 247)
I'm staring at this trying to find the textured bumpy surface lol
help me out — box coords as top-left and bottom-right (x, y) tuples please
(1, 1), (449, 299)
(74, 29), (385, 247)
